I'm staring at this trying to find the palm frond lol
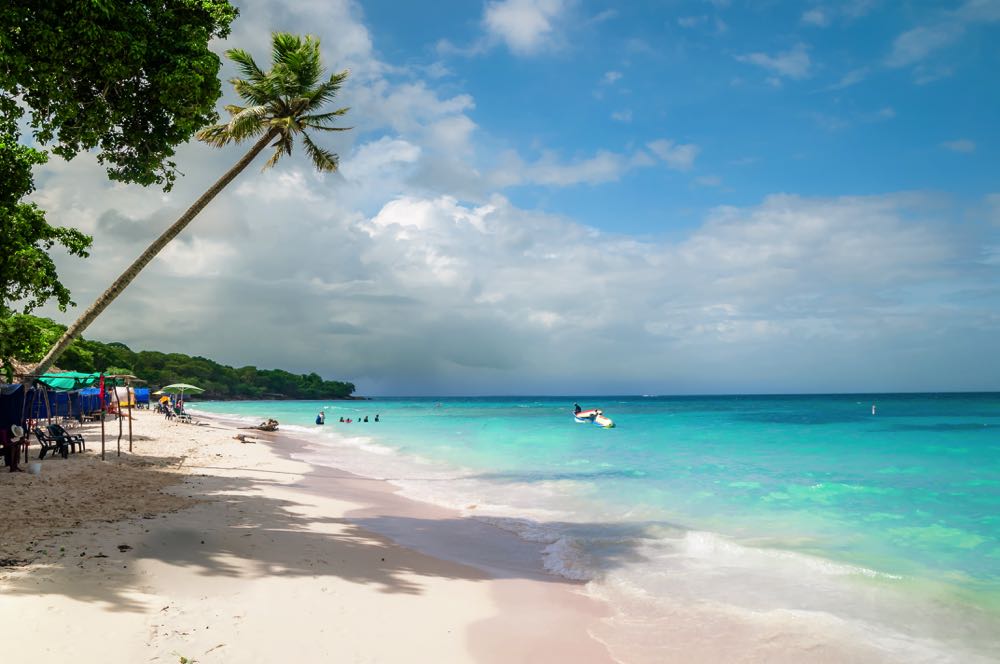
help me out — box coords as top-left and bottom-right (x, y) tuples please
(262, 131), (295, 170)
(227, 105), (271, 140)
(300, 107), (351, 132)
(302, 70), (349, 112)
(302, 131), (339, 172)
(196, 123), (234, 147)
(232, 77), (277, 107)
(218, 33), (350, 172)
(226, 48), (266, 83)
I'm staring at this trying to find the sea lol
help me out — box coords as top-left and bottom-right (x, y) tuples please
(192, 393), (1000, 663)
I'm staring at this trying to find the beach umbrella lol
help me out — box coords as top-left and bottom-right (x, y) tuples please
(160, 383), (205, 400)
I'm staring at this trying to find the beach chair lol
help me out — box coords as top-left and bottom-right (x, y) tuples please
(32, 427), (69, 459)
(48, 423), (86, 452)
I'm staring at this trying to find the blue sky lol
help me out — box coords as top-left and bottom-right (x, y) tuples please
(36, 0), (1000, 395)
(357, 0), (999, 233)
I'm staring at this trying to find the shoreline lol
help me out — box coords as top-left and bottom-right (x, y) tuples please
(0, 410), (615, 663)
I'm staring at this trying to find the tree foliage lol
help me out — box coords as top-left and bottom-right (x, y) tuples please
(7, 315), (356, 400)
(0, 0), (238, 189)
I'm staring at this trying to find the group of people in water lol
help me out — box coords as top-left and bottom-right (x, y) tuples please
(315, 411), (379, 425)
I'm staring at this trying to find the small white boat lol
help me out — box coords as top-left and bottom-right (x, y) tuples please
(573, 408), (615, 428)
(594, 412), (615, 428)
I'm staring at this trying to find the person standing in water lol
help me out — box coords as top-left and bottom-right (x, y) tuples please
(316, 411), (325, 425)
(872, 403), (876, 416)
(574, 403), (582, 414)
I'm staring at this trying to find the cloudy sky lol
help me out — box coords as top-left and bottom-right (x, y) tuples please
(33, 0), (1000, 395)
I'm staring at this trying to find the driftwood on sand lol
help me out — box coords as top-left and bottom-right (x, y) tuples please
(238, 418), (279, 432)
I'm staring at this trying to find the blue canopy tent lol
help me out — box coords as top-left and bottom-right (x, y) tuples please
(27, 389), (72, 419)
(78, 388), (104, 416)
(134, 387), (150, 406)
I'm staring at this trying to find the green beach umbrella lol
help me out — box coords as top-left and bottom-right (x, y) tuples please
(160, 383), (205, 400)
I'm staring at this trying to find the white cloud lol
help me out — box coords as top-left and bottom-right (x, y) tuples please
(886, 0), (1000, 69)
(886, 23), (965, 68)
(491, 149), (641, 187)
(941, 139), (976, 153)
(830, 66), (869, 89)
(677, 15), (707, 28)
(647, 139), (701, 171)
(611, 109), (632, 123)
(483, 0), (568, 55)
(342, 137), (422, 183)
(737, 43), (812, 80)
(695, 175), (722, 187)
(602, 70), (623, 84)
(801, 8), (830, 27)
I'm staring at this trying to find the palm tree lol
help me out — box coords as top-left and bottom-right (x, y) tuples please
(33, 33), (350, 376)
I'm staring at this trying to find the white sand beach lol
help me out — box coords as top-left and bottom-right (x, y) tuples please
(0, 411), (614, 663)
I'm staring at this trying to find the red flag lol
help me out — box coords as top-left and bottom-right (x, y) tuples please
(99, 374), (106, 411)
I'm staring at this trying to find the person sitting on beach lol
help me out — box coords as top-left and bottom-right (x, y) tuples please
(1, 425), (25, 472)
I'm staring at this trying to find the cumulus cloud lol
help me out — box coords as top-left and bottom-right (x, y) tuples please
(647, 139), (700, 171)
(483, 0), (568, 55)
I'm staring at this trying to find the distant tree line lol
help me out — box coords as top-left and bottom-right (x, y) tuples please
(12, 315), (355, 400)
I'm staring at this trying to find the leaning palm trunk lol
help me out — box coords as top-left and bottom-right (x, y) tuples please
(33, 129), (278, 377)
(33, 33), (348, 377)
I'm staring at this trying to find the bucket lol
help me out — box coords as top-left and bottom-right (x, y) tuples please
(28, 462), (42, 475)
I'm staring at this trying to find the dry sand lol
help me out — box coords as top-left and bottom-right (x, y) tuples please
(0, 410), (615, 663)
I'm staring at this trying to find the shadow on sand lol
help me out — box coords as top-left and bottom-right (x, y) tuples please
(3, 462), (652, 612)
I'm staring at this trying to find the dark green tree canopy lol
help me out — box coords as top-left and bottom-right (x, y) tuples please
(3, 315), (356, 400)
(0, 0), (238, 189)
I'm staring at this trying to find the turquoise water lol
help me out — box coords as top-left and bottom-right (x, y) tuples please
(194, 394), (1000, 661)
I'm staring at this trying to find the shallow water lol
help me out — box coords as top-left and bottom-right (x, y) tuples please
(194, 394), (1000, 662)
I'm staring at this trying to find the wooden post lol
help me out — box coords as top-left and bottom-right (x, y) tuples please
(100, 373), (106, 461)
(117, 384), (123, 457)
(127, 380), (133, 453)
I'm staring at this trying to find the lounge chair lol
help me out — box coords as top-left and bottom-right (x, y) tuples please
(48, 423), (86, 452)
(32, 427), (69, 459)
